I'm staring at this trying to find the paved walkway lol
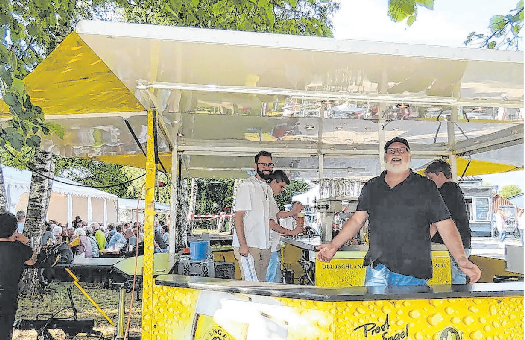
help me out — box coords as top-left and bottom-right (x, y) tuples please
(470, 235), (522, 260)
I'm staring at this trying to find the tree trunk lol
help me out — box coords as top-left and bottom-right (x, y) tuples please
(176, 178), (190, 250)
(19, 149), (55, 296)
(0, 164), (8, 213)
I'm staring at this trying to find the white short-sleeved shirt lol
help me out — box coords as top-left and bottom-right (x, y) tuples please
(233, 176), (273, 250)
(269, 196), (280, 252)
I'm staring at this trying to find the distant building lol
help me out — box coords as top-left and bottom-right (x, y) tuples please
(459, 177), (497, 236)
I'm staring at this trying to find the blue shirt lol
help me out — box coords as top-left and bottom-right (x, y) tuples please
(108, 232), (126, 249)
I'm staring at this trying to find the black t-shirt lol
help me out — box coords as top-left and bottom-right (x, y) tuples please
(0, 241), (33, 293)
(357, 170), (451, 279)
(431, 181), (471, 249)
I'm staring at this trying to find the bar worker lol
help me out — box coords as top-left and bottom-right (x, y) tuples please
(317, 137), (481, 286)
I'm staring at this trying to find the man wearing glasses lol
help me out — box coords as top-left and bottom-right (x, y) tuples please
(233, 151), (275, 281)
(317, 137), (481, 286)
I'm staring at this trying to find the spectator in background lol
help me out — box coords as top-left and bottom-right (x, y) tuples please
(41, 223), (55, 248)
(0, 212), (37, 339)
(70, 228), (92, 258)
(67, 226), (75, 243)
(495, 209), (507, 242)
(106, 224), (116, 244)
(15, 211), (25, 234)
(86, 228), (99, 258)
(154, 226), (168, 253)
(52, 225), (63, 244)
(92, 223), (106, 250)
(161, 224), (169, 245)
(517, 209), (524, 246)
(72, 216), (82, 229)
(107, 225), (127, 251)
(124, 228), (137, 254)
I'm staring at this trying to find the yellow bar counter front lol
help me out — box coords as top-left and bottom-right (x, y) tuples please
(151, 275), (523, 340)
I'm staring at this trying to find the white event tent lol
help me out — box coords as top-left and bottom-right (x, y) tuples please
(2, 165), (118, 227)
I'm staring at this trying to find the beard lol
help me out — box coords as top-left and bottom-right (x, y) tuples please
(257, 168), (272, 180)
(385, 161), (410, 174)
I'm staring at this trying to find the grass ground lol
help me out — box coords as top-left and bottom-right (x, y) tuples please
(14, 282), (142, 339)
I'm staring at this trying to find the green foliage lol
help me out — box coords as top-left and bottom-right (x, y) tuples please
(0, 145), (35, 169)
(121, 166), (171, 204)
(387, 0), (434, 26)
(499, 184), (523, 199)
(55, 157), (133, 197)
(195, 178), (235, 214)
(113, 0), (338, 36)
(465, 0), (523, 50)
(274, 180), (310, 211)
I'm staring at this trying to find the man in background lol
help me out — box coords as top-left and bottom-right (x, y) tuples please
(16, 210), (25, 234)
(425, 159), (471, 284)
(266, 170), (304, 282)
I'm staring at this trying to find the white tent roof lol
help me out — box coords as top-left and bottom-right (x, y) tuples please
(293, 184), (320, 206)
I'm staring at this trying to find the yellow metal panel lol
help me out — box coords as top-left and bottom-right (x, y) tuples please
(315, 251), (451, 287)
(150, 285), (200, 339)
(23, 32), (144, 115)
(417, 158), (523, 177)
(333, 296), (523, 340)
(146, 284), (523, 339)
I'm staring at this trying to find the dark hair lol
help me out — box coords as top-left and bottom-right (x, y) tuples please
(424, 159), (452, 179)
(384, 137), (410, 152)
(255, 151), (272, 164)
(0, 212), (18, 238)
(268, 169), (290, 185)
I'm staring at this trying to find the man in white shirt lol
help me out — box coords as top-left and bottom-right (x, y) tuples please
(233, 151), (274, 281)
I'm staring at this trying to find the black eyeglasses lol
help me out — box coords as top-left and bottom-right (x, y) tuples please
(386, 147), (408, 155)
(257, 162), (274, 167)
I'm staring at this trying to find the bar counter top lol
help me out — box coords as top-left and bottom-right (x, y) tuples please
(155, 274), (523, 302)
(281, 235), (449, 252)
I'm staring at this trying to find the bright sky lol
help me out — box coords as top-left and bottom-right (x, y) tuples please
(332, 0), (521, 47)
(332, 0), (524, 191)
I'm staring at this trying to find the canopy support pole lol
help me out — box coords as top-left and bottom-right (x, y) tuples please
(448, 95), (459, 181)
(169, 113), (180, 266)
(142, 108), (156, 339)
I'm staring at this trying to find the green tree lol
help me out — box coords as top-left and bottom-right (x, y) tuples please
(121, 166), (171, 203)
(195, 178), (235, 214)
(499, 184), (523, 198)
(387, 0), (434, 26)
(465, 0), (523, 50)
(115, 0), (338, 36)
(55, 157), (133, 197)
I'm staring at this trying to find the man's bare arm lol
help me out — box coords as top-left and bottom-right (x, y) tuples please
(270, 219), (303, 236)
(435, 218), (481, 283)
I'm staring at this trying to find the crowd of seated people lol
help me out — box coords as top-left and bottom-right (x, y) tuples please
(15, 211), (169, 259)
